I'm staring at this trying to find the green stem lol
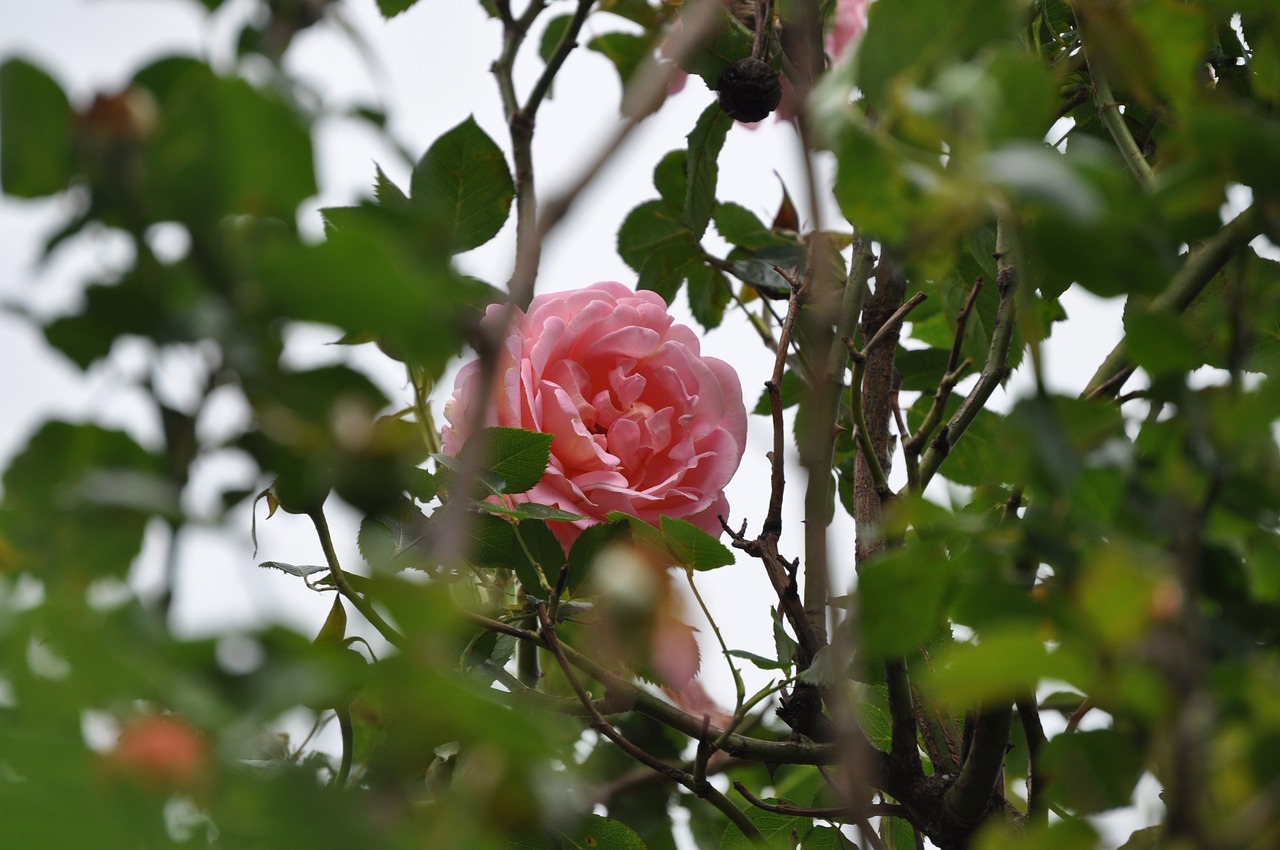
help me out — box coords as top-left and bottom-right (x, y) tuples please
(1090, 64), (1157, 191)
(309, 509), (405, 649)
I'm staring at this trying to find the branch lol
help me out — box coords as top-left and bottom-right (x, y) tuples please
(917, 221), (1019, 490)
(733, 780), (907, 820)
(1083, 205), (1262, 398)
(1016, 694), (1048, 826)
(535, 603), (767, 845)
(1089, 63), (1157, 191)
(463, 610), (843, 766)
(944, 704), (1014, 831)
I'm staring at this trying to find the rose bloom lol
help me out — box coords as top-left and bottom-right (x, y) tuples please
(442, 282), (747, 548)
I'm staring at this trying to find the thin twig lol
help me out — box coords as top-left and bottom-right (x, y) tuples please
(861, 292), (928, 357)
(733, 780), (906, 820)
(536, 603), (767, 845)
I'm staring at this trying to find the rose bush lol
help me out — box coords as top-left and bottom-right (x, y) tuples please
(442, 282), (747, 547)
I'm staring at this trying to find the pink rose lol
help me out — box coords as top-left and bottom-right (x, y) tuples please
(442, 282), (748, 548)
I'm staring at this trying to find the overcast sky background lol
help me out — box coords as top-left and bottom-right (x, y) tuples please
(0, 0), (1158, 842)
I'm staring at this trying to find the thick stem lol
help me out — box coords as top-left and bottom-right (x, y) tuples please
(944, 704), (1014, 830)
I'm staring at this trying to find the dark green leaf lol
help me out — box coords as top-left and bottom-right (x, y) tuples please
(858, 546), (954, 657)
(686, 262), (731, 330)
(714, 202), (781, 249)
(511, 519), (566, 592)
(410, 116), (515, 254)
(753, 370), (804, 415)
(1, 421), (162, 580)
(653, 149), (687, 209)
(618, 200), (694, 273)
(1042, 729), (1145, 815)
(375, 0), (419, 18)
(685, 103), (733, 238)
(540, 15), (574, 64)
(476, 427), (554, 495)
(0, 58), (73, 197)
(145, 71), (316, 222)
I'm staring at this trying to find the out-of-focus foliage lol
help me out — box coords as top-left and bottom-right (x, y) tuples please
(3, 0), (1280, 849)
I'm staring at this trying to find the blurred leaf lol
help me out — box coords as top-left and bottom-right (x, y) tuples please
(685, 102), (733, 239)
(145, 68), (316, 222)
(589, 32), (650, 86)
(753, 370), (803, 415)
(676, 3), (753, 87)
(1042, 729), (1145, 815)
(0, 58), (73, 197)
(859, 546), (954, 657)
(726, 649), (788, 671)
(1, 421), (161, 580)
(858, 0), (1019, 111)
(410, 115), (514, 254)
(559, 814), (649, 849)
(540, 15), (574, 63)
(566, 519), (631, 592)
(926, 627), (1093, 706)
(376, 0), (419, 19)
(315, 597), (347, 644)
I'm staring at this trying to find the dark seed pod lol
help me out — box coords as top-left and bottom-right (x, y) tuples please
(715, 58), (782, 123)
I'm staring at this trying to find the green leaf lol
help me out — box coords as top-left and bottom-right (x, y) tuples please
(0, 58), (73, 197)
(858, 0), (1019, 111)
(753, 370), (803, 415)
(1042, 729), (1145, 815)
(677, 3), (753, 87)
(375, 0), (419, 18)
(686, 261), (731, 330)
(315, 597), (347, 644)
(618, 199), (696, 273)
(463, 512), (521, 570)
(540, 15), (574, 63)
(858, 546), (954, 657)
(1, 421), (162, 580)
(714, 202), (780, 249)
(801, 826), (850, 850)
(511, 519), (566, 592)
(926, 626), (1093, 707)
(588, 32), (650, 86)
(653, 149), (687, 209)
(559, 814), (648, 850)
(685, 103), (733, 239)
(659, 516), (734, 571)
(726, 650), (789, 671)
(144, 70), (317, 222)
(720, 803), (810, 849)
(476, 427), (554, 495)
(638, 237), (705, 303)
(773, 608), (797, 668)
(357, 501), (428, 571)
(410, 116), (514, 254)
